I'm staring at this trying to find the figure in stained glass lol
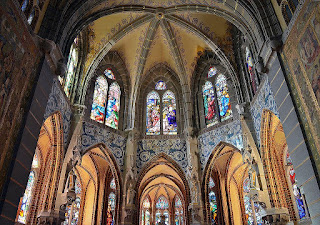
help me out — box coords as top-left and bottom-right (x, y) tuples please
(202, 81), (217, 126)
(110, 178), (116, 189)
(108, 192), (116, 210)
(18, 171), (35, 224)
(162, 90), (177, 135)
(208, 66), (217, 78)
(245, 47), (258, 93)
(90, 76), (108, 123)
(105, 82), (121, 129)
(156, 196), (169, 209)
(209, 191), (218, 225)
(146, 91), (160, 135)
(104, 69), (115, 80)
(155, 80), (167, 90)
(289, 168), (306, 219)
(209, 177), (215, 189)
(215, 75), (232, 121)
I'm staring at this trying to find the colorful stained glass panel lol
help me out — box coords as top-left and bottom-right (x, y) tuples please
(143, 198), (150, 208)
(64, 41), (78, 97)
(145, 210), (150, 225)
(146, 91), (160, 135)
(108, 192), (116, 210)
(209, 191), (218, 225)
(110, 178), (116, 189)
(18, 171), (35, 224)
(215, 75), (232, 121)
(90, 76), (108, 123)
(156, 196), (169, 209)
(70, 197), (80, 225)
(75, 179), (81, 195)
(155, 80), (166, 90)
(32, 154), (39, 168)
(162, 90), (177, 135)
(105, 82), (121, 129)
(104, 69), (115, 80)
(245, 47), (258, 93)
(208, 67), (217, 78)
(244, 195), (254, 225)
(243, 178), (250, 193)
(209, 177), (215, 189)
(289, 167), (306, 219)
(202, 81), (217, 127)
(175, 197), (182, 207)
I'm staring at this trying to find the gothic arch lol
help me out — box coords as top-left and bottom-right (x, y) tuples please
(136, 153), (190, 225)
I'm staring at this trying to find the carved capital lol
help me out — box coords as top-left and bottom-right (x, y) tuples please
(267, 35), (283, 52)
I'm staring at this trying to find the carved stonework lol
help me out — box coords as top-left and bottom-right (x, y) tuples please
(262, 208), (290, 225)
(188, 204), (203, 225)
(122, 206), (137, 225)
(37, 210), (64, 225)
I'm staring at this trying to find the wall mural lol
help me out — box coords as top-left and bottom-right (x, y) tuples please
(198, 120), (243, 170)
(44, 79), (72, 147)
(250, 78), (279, 145)
(137, 138), (187, 172)
(282, 0), (320, 173)
(80, 121), (126, 170)
(0, 0), (40, 193)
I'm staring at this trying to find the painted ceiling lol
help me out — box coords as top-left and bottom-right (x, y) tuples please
(80, 7), (235, 87)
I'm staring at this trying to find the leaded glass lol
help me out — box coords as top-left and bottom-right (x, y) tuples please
(202, 81), (217, 127)
(32, 154), (39, 168)
(164, 211), (169, 224)
(156, 196), (169, 209)
(64, 41), (78, 97)
(21, 0), (28, 11)
(27, 9), (34, 24)
(289, 168), (306, 219)
(141, 210), (144, 225)
(105, 82), (121, 129)
(110, 178), (116, 189)
(63, 204), (72, 225)
(146, 91), (160, 135)
(175, 197), (182, 207)
(155, 80), (166, 90)
(208, 67), (217, 78)
(244, 195), (254, 225)
(18, 171), (35, 224)
(254, 202), (263, 225)
(75, 179), (81, 195)
(108, 192), (116, 210)
(243, 178), (250, 193)
(143, 198), (150, 208)
(215, 75), (232, 121)
(162, 90), (177, 135)
(145, 210), (150, 225)
(209, 177), (215, 189)
(70, 197), (80, 225)
(209, 191), (218, 225)
(175, 211), (180, 225)
(90, 76), (108, 123)
(155, 211), (161, 224)
(245, 47), (258, 93)
(104, 69), (115, 80)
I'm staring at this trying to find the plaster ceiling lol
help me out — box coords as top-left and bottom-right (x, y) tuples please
(81, 8), (235, 86)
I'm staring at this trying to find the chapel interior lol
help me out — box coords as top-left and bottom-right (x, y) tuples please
(0, 0), (320, 225)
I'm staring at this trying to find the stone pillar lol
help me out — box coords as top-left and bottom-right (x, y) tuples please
(121, 128), (140, 225)
(185, 127), (205, 225)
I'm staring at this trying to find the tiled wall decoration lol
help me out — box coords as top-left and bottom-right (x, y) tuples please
(198, 120), (243, 170)
(250, 78), (279, 145)
(137, 138), (188, 172)
(80, 121), (126, 170)
(44, 79), (72, 147)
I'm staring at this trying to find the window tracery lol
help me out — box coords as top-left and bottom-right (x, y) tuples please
(106, 178), (116, 225)
(174, 197), (183, 225)
(90, 69), (121, 129)
(202, 67), (232, 127)
(146, 81), (178, 135)
(63, 178), (82, 225)
(141, 198), (151, 225)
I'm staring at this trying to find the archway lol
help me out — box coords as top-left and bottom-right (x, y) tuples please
(260, 109), (309, 222)
(15, 112), (64, 224)
(136, 154), (190, 225)
(203, 142), (260, 225)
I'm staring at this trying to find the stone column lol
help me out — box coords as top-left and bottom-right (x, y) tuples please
(185, 127), (205, 225)
(121, 128), (140, 225)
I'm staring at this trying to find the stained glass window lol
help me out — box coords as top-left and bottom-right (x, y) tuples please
(90, 76), (108, 123)
(155, 80), (167, 90)
(208, 67), (217, 78)
(244, 195), (254, 225)
(108, 192), (116, 210)
(143, 198), (150, 208)
(110, 178), (116, 189)
(203, 81), (217, 126)
(156, 196), (169, 209)
(18, 171), (35, 224)
(245, 47), (258, 94)
(64, 40), (78, 97)
(209, 177), (215, 189)
(32, 154), (39, 168)
(175, 197), (183, 225)
(70, 197), (80, 225)
(145, 210), (150, 225)
(155, 211), (161, 224)
(21, 0), (28, 11)
(289, 168), (306, 219)
(215, 75), (232, 121)
(75, 179), (81, 195)
(105, 82), (121, 129)
(163, 90), (177, 135)
(146, 91), (161, 135)
(104, 69), (115, 80)
(63, 204), (72, 225)
(27, 9), (35, 24)
(164, 211), (169, 224)
(175, 210), (180, 225)
(141, 210), (144, 225)
(209, 191), (218, 225)
(175, 197), (182, 208)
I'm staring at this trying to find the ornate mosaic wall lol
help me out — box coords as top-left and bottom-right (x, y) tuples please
(0, 0), (41, 192)
(44, 79), (72, 147)
(250, 78), (279, 145)
(198, 120), (243, 170)
(281, 0), (320, 173)
(137, 139), (187, 172)
(80, 121), (126, 170)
